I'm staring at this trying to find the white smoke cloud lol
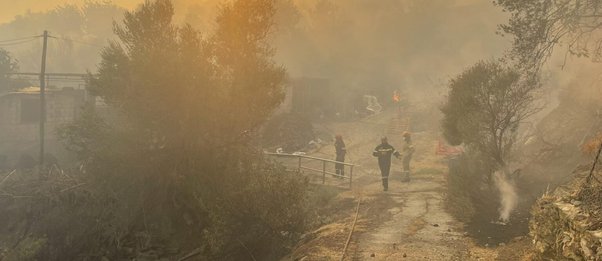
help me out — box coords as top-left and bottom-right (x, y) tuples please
(493, 170), (518, 222)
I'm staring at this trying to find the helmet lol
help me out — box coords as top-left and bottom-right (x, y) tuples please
(381, 136), (388, 143)
(402, 131), (411, 138)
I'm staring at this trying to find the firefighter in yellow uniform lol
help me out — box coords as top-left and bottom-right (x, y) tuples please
(401, 132), (414, 182)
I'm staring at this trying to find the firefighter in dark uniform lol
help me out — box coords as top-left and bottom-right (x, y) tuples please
(373, 137), (400, 191)
(334, 135), (346, 177)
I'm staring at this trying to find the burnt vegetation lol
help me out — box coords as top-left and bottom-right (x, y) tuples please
(442, 60), (541, 244)
(440, 0), (602, 251)
(497, 0), (602, 227)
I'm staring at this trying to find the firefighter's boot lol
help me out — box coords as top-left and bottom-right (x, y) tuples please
(402, 171), (410, 182)
(382, 176), (389, 191)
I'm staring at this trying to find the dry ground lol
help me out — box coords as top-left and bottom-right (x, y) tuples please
(282, 110), (533, 261)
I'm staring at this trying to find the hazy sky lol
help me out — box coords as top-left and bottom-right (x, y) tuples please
(0, 0), (140, 24)
(0, 0), (486, 24)
(0, 0), (509, 92)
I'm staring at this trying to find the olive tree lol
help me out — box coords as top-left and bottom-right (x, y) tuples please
(0, 49), (26, 92)
(496, 0), (602, 71)
(59, 0), (308, 259)
(442, 60), (540, 169)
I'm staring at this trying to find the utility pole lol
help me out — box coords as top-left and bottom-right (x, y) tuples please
(39, 30), (48, 167)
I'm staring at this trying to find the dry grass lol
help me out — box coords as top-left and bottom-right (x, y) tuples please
(494, 236), (537, 260)
(581, 132), (602, 155)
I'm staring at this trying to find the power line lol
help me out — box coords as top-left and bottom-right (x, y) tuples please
(48, 35), (104, 48)
(0, 38), (39, 47)
(0, 35), (41, 43)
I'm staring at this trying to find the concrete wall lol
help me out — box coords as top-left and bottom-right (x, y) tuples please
(290, 77), (332, 118)
(0, 89), (85, 167)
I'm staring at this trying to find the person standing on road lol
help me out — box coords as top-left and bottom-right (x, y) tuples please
(401, 131), (415, 182)
(334, 135), (346, 178)
(373, 137), (400, 191)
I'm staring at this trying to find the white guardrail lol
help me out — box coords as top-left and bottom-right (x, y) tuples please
(265, 152), (358, 188)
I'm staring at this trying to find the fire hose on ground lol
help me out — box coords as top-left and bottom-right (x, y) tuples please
(340, 193), (362, 261)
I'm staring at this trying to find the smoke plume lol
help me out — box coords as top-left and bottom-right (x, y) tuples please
(493, 170), (518, 222)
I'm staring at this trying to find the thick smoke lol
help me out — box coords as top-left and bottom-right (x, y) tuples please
(493, 170), (518, 222)
(0, 0), (509, 93)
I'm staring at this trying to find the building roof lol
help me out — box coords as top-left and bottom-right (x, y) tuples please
(0, 86), (83, 99)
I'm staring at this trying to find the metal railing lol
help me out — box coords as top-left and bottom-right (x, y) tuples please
(265, 153), (357, 188)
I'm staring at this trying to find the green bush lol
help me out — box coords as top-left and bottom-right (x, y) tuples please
(445, 154), (497, 223)
(1, 0), (313, 260)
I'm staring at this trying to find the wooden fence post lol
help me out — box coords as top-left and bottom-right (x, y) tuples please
(349, 165), (354, 188)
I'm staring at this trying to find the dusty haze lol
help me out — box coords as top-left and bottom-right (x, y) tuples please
(2, 1), (602, 259)
(0, 0), (509, 95)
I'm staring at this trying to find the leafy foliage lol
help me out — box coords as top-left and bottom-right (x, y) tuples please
(55, 0), (308, 259)
(0, 1), (125, 73)
(0, 48), (28, 92)
(496, 0), (602, 70)
(441, 60), (539, 168)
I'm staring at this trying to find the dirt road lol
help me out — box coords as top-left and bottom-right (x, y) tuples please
(340, 110), (474, 260)
(283, 110), (521, 260)
(347, 172), (466, 260)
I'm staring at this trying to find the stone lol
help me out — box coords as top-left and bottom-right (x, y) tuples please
(512, 236), (524, 242)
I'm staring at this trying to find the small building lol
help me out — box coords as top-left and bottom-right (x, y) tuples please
(0, 87), (86, 168)
(275, 77), (368, 120)
(290, 77), (333, 118)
